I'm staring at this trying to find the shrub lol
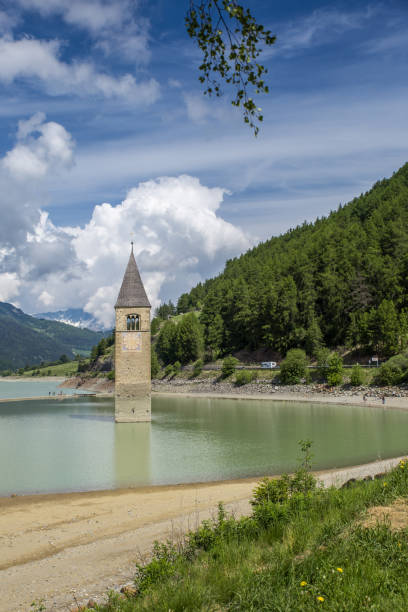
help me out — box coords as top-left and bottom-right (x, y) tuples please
(316, 347), (331, 381)
(221, 356), (239, 378)
(77, 360), (87, 373)
(375, 351), (408, 386)
(193, 358), (203, 377)
(150, 317), (161, 336)
(252, 475), (291, 504)
(280, 349), (308, 384)
(235, 370), (257, 386)
(164, 364), (174, 377)
(107, 370), (115, 381)
(173, 361), (181, 374)
(350, 363), (365, 386)
(375, 363), (402, 386)
(135, 541), (178, 594)
(327, 352), (343, 386)
(251, 440), (316, 507)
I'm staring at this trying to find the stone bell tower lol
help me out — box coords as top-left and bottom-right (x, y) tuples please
(114, 244), (151, 423)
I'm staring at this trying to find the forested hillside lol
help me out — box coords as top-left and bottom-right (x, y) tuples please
(0, 302), (104, 370)
(174, 162), (408, 359)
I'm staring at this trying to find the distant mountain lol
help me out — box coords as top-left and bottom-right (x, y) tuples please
(0, 302), (104, 370)
(33, 308), (107, 332)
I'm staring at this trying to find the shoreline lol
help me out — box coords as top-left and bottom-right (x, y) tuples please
(0, 393), (96, 403)
(153, 388), (408, 411)
(0, 452), (405, 503)
(1, 376), (66, 381)
(0, 455), (405, 612)
(5, 374), (408, 412)
(2, 387), (407, 410)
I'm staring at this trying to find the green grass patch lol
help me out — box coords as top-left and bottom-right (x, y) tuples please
(89, 453), (408, 612)
(24, 361), (79, 377)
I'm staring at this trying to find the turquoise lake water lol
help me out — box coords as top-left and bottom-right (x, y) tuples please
(1, 393), (408, 496)
(0, 379), (87, 399)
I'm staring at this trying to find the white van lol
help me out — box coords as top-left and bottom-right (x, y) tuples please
(261, 361), (277, 369)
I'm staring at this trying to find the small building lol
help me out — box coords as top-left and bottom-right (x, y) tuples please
(114, 244), (151, 422)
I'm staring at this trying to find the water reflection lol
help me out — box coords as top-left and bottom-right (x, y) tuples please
(114, 422), (151, 487)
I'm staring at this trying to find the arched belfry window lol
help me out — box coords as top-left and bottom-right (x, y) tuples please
(126, 314), (140, 331)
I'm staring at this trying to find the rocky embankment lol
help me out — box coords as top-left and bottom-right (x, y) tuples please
(60, 376), (114, 393)
(151, 377), (408, 399)
(61, 374), (408, 402)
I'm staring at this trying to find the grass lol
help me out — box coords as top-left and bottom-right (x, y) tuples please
(81, 456), (408, 612)
(24, 361), (80, 377)
(167, 311), (201, 324)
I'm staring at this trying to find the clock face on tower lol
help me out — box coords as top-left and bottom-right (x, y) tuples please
(121, 331), (142, 352)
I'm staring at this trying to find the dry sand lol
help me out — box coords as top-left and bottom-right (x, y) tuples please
(1, 456), (405, 612)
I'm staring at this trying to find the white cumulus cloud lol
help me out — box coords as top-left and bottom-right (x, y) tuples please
(0, 113), (75, 251)
(12, 175), (250, 326)
(0, 37), (159, 102)
(0, 116), (251, 326)
(3, 112), (74, 179)
(0, 113), (251, 327)
(68, 175), (251, 326)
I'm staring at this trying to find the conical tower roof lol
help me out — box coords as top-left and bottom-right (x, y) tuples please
(115, 246), (151, 309)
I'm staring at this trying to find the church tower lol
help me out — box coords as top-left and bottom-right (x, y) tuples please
(114, 245), (151, 423)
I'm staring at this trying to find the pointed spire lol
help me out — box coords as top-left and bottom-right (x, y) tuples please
(115, 245), (151, 309)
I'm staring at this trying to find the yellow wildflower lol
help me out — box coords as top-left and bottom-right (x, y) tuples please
(383, 482), (387, 486)
(336, 567), (343, 573)
(300, 581), (307, 587)
(317, 596), (325, 602)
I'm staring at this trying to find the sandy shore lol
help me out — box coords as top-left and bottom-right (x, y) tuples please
(1, 456), (406, 612)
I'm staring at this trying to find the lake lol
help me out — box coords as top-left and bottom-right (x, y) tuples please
(0, 378), (88, 399)
(1, 394), (408, 496)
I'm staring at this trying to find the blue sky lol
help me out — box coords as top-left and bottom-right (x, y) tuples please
(0, 0), (406, 324)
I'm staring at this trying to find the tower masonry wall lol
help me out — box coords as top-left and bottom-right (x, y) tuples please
(115, 306), (151, 422)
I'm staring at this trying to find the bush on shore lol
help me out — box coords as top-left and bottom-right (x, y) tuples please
(280, 348), (308, 384)
(326, 351), (343, 386)
(235, 369), (257, 386)
(221, 356), (239, 378)
(192, 359), (203, 377)
(350, 363), (365, 386)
